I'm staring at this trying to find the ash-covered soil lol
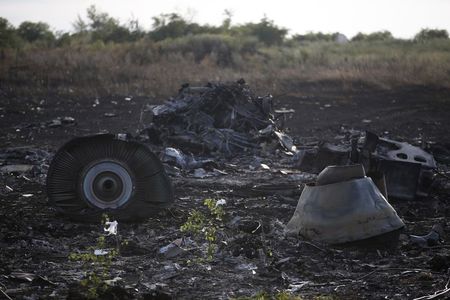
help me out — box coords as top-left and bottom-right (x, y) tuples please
(1, 81), (450, 299)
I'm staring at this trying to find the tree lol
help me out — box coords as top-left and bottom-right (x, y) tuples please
(414, 29), (449, 41)
(83, 5), (136, 43)
(234, 17), (288, 46)
(0, 17), (20, 48)
(150, 13), (191, 41)
(126, 17), (145, 41)
(72, 15), (88, 33)
(17, 21), (54, 44)
(222, 10), (233, 30)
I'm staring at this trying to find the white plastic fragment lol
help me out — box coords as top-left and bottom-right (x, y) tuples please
(94, 249), (109, 256)
(162, 147), (187, 169)
(216, 199), (226, 206)
(116, 133), (127, 141)
(105, 276), (122, 286)
(260, 163), (270, 170)
(287, 282), (311, 292)
(104, 220), (118, 235)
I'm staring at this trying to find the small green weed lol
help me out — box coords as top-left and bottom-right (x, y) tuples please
(69, 214), (119, 299)
(180, 198), (226, 261)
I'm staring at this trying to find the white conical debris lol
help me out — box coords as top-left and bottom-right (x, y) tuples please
(286, 165), (404, 244)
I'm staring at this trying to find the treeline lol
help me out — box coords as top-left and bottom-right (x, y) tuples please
(1, 5), (450, 97)
(1, 5), (449, 49)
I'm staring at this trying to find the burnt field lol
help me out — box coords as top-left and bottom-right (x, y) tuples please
(1, 81), (450, 299)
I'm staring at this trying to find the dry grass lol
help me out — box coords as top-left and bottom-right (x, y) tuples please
(1, 38), (450, 98)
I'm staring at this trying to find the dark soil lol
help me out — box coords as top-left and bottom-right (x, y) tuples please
(1, 81), (450, 299)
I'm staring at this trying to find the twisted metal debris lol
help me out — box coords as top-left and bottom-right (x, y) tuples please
(143, 80), (292, 156)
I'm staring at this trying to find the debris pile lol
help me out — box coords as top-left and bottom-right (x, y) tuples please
(142, 80), (294, 156)
(0, 146), (51, 187)
(295, 130), (438, 200)
(360, 131), (437, 199)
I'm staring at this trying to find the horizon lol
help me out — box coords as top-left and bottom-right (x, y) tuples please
(1, 0), (450, 39)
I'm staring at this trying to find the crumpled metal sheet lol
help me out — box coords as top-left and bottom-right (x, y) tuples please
(286, 165), (405, 244)
(364, 132), (436, 169)
(362, 131), (437, 199)
(295, 142), (351, 173)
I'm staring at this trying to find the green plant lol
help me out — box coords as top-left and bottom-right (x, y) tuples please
(233, 291), (303, 300)
(180, 198), (226, 261)
(68, 214), (118, 299)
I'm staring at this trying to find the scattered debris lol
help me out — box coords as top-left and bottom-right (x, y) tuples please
(295, 131), (438, 200)
(160, 147), (214, 170)
(410, 224), (444, 248)
(260, 163), (270, 170)
(236, 182), (301, 197)
(0, 164), (34, 173)
(0, 146), (50, 184)
(412, 277), (450, 300)
(8, 271), (35, 282)
(104, 276), (123, 286)
(104, 221), (118, 236)
(159, 238), (193, 258)
(274, 131), (297, 153)
(193, 168), (208, 178)
(296, 142), (350, 172)
(47, 116), (76, 128)
(94, 249), (110, 256)
(216, 199), (226, 206)
(161, 147), (189, 169)
(2, 80), (450, 299)
(236, 263), (258, 274)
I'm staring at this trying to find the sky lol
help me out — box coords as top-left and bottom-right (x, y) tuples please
(1, 0), (450, 39)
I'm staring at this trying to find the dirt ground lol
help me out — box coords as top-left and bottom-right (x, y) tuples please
(1, 81), (450, 299)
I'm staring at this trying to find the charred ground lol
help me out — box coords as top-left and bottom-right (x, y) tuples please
(1, 81), (450, 299)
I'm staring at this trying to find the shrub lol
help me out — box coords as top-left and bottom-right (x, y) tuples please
(291, 32), (340, 43)
(414, 28), (449, 41)
(158, 34), (259, 66)
(233, 17), (288, 46)
(351, 31), (394, 42)
(17, 21), (54, 45)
